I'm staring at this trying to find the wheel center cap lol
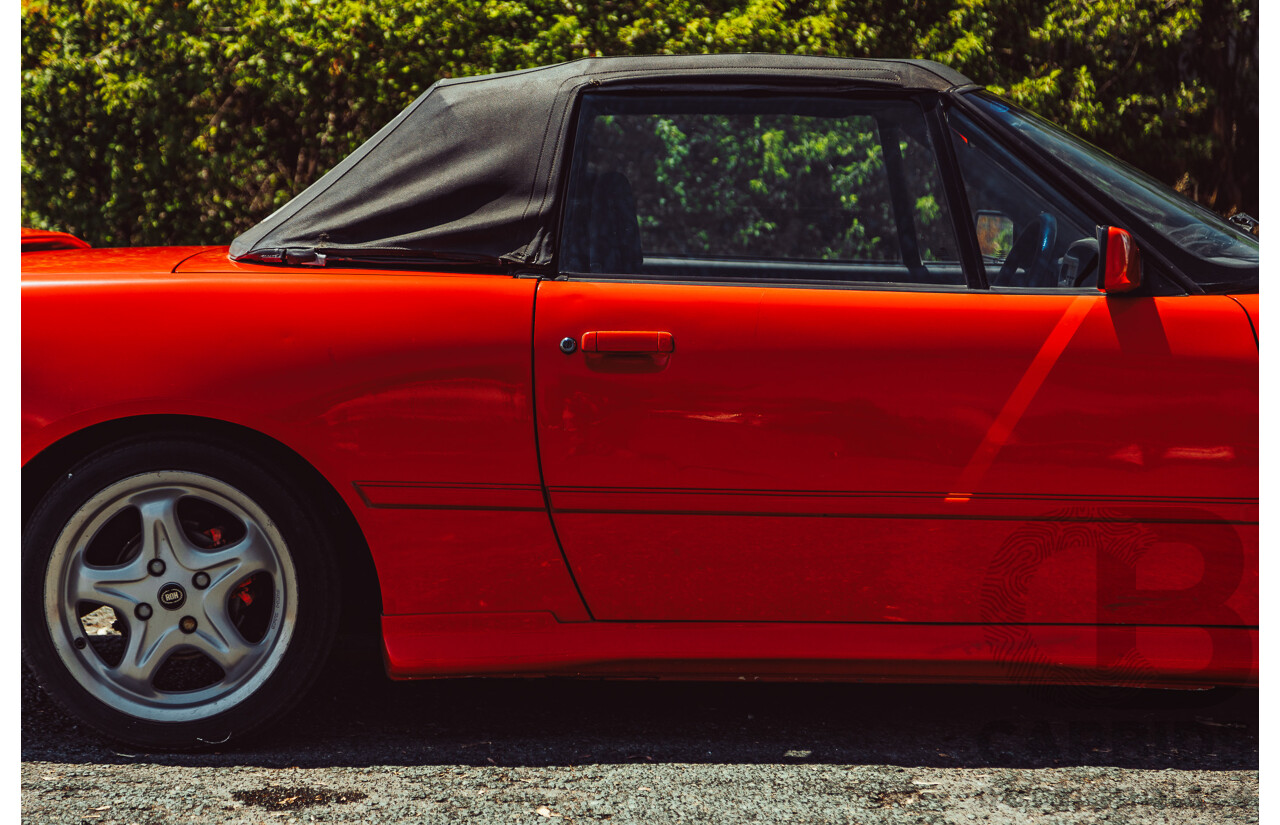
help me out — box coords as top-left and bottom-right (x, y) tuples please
(157, 583), (187, 610)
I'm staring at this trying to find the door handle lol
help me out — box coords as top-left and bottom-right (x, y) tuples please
(580, 331), (675, 353)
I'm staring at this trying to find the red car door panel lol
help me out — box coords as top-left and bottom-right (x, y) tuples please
(534, 279), (1257, 625)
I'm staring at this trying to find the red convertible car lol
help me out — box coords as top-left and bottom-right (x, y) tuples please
(22, 55), (1258, 749)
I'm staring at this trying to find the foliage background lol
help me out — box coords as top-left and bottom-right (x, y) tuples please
(21, 0), (1257, 248)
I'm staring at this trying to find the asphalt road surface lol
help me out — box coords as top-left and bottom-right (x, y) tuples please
(22, 635), (1258, 824)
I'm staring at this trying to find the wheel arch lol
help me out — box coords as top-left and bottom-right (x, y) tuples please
(22, 414), (383, 634)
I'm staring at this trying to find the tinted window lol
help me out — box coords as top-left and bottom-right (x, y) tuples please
(947, 107), (1098, 289)
(968, 92), (1257, 290)
(561, 94), (963, 286)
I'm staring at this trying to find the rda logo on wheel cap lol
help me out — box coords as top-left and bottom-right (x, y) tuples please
(157, 583), (186, 610)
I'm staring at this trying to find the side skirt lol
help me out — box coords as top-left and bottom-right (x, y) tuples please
(381, 612), (1256, 688)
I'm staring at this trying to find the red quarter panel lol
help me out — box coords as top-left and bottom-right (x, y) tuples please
(22, 248), (588, 620)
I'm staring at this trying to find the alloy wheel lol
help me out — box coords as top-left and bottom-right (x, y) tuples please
(42, 471), (298, 723)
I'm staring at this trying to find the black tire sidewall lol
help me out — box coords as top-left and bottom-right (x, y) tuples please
(22, 437), (339, 750)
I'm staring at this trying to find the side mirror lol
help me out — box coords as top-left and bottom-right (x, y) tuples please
(1096, 226), (1142, 294)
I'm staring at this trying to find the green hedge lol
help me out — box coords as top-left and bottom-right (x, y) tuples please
(21, 0), (1256, 247)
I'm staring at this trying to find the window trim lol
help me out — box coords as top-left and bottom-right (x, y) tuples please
(877, 119), (925, 274)
(922, 93), (988, 289)
(550, 273), (978, 295)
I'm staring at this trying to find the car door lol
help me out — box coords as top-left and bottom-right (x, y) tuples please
(533, 88), (1257, 628)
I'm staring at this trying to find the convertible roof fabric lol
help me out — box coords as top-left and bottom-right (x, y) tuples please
(229, 54), (976, 268)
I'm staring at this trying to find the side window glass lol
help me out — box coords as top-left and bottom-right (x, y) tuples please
(898, 123), (961, 265)
(561, 94), (964, 287)
(946, 108), (1099, 289)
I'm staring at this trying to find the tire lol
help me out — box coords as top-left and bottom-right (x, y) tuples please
(22, 437), (340, 750)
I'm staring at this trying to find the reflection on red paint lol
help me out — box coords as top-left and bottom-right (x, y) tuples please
(1110, 444), (1144, 465)
(1163, 446), (1235, 461)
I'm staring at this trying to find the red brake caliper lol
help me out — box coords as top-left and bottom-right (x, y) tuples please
(200, 526), (252, 605)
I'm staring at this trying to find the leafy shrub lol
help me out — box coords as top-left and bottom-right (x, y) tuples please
(21, 0), (1256, 247)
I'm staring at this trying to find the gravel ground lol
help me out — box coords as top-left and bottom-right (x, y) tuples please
(22, 635), (1258, 824)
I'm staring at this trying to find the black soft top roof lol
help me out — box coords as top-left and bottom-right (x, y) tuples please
(229, 54), (975, 268)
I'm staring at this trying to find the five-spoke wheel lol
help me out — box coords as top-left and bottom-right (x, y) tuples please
(47, 472), (297, 721)
(23, 438), (338, 749)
